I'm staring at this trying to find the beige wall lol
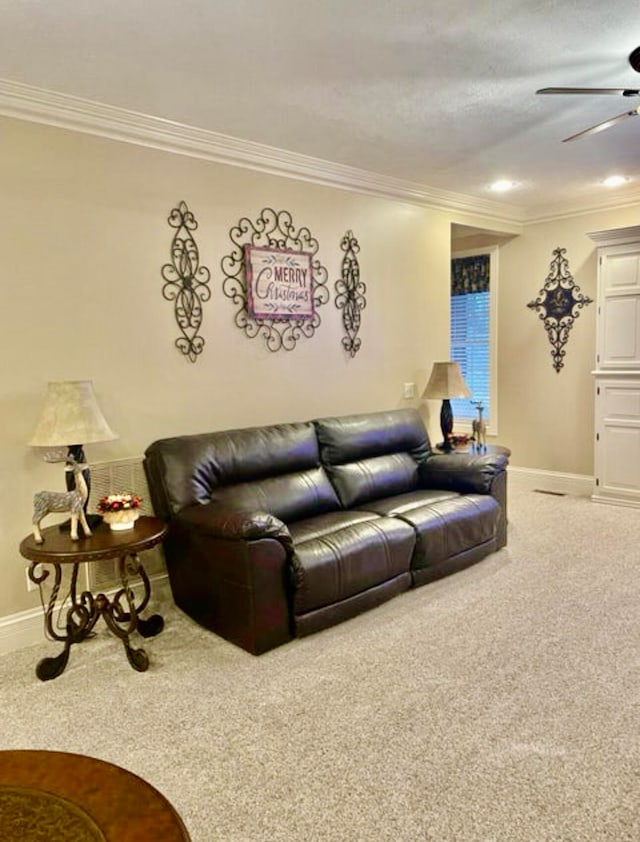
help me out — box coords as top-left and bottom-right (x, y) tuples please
(2, 113), (637, 624)
(0, 116), (457, 619)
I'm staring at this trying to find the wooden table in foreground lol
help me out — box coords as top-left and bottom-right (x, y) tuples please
(19, 516), (167, 681)
(0, 750), (191, 841)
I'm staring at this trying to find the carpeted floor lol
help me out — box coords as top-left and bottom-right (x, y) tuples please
(1, 474), (640, 841)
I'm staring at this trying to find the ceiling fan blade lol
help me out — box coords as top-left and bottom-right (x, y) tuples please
(537, 87), (640, 96)
(562, 107), (640, 142)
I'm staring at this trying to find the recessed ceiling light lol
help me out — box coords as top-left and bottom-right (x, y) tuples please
(602, 175), (630, 188)
(489, 180), (517, 192)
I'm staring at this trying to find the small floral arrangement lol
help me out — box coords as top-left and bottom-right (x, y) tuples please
(97, 494), (142, 514)
(449, 433), (473, 447)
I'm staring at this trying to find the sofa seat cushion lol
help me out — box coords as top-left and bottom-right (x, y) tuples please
(358, 488), (460, 516)
(289, 510), (382, 544)
(357, 492), (500, 571)
(290, 513), (415, 616)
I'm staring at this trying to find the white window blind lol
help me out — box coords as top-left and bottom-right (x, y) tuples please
(450, 254), (491, 423)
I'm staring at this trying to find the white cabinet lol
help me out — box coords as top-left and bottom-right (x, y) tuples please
(595, 243), (640, 369)
(593, 376), (640, 506)
(590, 226), (640, 507)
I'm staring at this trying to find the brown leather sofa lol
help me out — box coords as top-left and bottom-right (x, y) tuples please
(144, 408), (508, 655)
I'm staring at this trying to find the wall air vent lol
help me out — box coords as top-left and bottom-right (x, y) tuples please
(85, 457), (166, 592)
(533, 488), (567, 497)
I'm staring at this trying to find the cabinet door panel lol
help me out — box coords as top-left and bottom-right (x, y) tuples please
(600, 295), (640, 366)
(594, 378), (640, 504)
(602, 252), (640, 291)
(602, 426), (640, 491)
(602, 384), (640, 420)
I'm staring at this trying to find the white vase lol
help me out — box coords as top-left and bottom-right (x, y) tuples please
(102, 510), (139, 531)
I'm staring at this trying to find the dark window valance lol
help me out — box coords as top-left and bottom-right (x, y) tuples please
(451, 254), (490, 296)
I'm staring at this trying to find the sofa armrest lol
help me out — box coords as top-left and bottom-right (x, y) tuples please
(420, 453), (509, 548)
(176, 504), (294, 553)
(420, 453), (508, 494)
(165, 505), (295, 654)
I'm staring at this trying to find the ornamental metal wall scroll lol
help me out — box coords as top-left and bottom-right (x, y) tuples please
(221, 208), (329, 351)
(527, 246), (593, 373)
(160, 201), (211, 362)
(335, 230), (366, 357)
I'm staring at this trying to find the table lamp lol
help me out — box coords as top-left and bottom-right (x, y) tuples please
(29, 380), (118, 524)
(422, 361), (471, 451)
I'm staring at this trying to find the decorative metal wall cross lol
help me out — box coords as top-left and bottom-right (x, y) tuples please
(335, 230), (366, 357)
(161, 201), (211, 362)
(527, 246), (593, 373)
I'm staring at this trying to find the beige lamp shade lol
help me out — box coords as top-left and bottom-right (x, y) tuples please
(29, 380), (118, 447)
(422, 361), (471, 399)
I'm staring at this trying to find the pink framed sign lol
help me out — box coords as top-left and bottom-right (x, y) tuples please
(244, 245), (315, 320)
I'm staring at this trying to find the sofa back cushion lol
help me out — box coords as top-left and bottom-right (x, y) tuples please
(314, 409), (432, 508)
(144, 422), (340, 522)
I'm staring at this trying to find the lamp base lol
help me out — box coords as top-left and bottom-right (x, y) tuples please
(439, 399), (454, 451)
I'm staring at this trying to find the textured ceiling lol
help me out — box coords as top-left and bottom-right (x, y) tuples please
(1, 0), (639, 215)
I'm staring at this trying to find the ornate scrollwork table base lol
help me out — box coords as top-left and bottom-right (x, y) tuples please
(19, 517), (167, 681)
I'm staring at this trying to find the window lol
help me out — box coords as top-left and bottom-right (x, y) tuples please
(450, 247), (498, 432)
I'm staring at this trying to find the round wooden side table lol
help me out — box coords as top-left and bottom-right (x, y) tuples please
(0, 750), (191, 841)
(19, 516), (167, 682)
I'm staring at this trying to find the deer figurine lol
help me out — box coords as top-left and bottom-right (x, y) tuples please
(471, 401), (487, 451)
(32, 457), (92, 544)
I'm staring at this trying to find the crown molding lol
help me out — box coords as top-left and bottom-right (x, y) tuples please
(2, 78), (638, 228)
(522, 190), (640, 225)
(587, 225), (640, 246)
(0, 78), (525, 226)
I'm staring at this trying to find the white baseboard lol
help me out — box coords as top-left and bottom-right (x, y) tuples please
(592, 491), (640, 509)
(508, 465), (594, 497)
(0, 604), (48, 655)
(0, 574), (172, 657)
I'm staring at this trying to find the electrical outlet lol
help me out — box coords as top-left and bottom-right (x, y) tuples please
(25, 564), (43, 592)
(403, 382), (416, 399)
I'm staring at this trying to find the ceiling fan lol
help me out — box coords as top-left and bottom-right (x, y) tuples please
(537, 46), (640, 142)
